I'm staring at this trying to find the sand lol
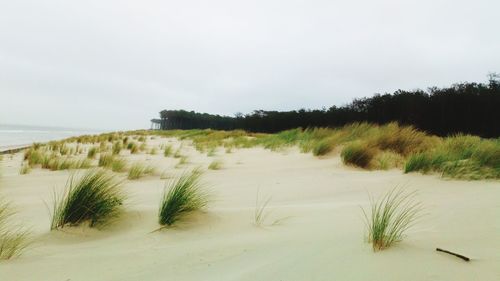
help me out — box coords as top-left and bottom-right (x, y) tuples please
(0, 137), (499, 281)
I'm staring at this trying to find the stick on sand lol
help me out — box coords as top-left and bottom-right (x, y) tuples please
(436, 248), (470, 261)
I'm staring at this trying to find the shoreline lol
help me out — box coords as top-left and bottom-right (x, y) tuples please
(0, 144), (31, 154)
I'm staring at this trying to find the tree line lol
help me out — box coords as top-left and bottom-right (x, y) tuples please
(157, 75), (500, 137)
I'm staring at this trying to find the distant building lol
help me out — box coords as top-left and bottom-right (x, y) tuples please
(150, 119), (162, 130)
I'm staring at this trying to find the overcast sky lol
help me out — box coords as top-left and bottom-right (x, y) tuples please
(1, 0), (498, 130)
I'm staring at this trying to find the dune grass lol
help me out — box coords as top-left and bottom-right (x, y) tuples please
(127, 142), (139, 154)
(87, 147), (98, 159)
(98, 153), (114, 167)
(362, 187), (423, 251)
(48, 158), (92, 171)
(51, 169), (125, 229)
(254, 192), (272, 226)
(112, 142), (122, 155)
(19, 162), (31, 175)
(127, 162), (155, 180)
(404, 135), (500, 179)
(312, 138), (334, 156)
(158, 169), (209, 227)
(208, 160), (223, 170)
(47, 123), (498, 180)
(163, 145), (173, 157)
(98, 154), (128, 172)
(0, 200), (30, 260)
(110, 157), (127, 173)
(341, 142), (377, 168)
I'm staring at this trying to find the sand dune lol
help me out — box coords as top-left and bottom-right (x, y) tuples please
(0, 138), (498, 281)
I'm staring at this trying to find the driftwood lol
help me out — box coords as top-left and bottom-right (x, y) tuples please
(436, 248), (470, 261)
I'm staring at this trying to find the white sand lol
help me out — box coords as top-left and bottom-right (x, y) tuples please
(0, 137), (499, 281)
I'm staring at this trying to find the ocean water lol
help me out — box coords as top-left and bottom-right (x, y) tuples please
(0, 124), (102, 151)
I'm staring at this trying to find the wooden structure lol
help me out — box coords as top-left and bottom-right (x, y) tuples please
(150, 119), (163, 130)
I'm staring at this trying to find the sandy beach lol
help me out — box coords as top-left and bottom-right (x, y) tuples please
(0, 136), (498, 281)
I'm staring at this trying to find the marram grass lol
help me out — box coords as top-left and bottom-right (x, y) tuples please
(208, 160), (222, 170)
(163, 145), (173, 157)
(0, 200), (30, 260)
(51, 169), (125, 229)
(362, 187), (423, 251)
(158, 169), (209, 227)
(127, 162), (155, 180)
(341, 142), (376, 168)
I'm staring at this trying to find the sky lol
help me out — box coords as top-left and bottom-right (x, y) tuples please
(1, 0), (499, 130)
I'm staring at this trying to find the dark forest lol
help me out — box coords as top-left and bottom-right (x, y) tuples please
(157, 76), (500, 137)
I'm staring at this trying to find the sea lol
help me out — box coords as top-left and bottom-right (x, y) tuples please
(0, 124), (103, 152)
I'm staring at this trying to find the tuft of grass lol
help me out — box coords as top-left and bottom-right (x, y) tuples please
(173, 148), (182, 158)
(158, 169), (209, 226)
(48, 158), (92, 171)
(127, 142), (139, 154)
(207, 148), (216, 157)
(175, 156), (188, 168)
(312, 139), (334, 156)
(51, 169), (125, 229)
(361, 187), (423, 251)
(110, 157), (127, 173)
(404, 135), (499, 179)
(163, 145), (173, 157)
(87, 147), (98, 159)
(149, 148), (157, 155)
(127, 162), (155, 180)
(0, 200), (30, 260)
(19, 162), (31, 175)
(341, 142), (377, 168)
(208, 160), (223, 170)
(112, 142), (122, 155)
(98, 153), (114, 167)
(254, 191), (272, 226)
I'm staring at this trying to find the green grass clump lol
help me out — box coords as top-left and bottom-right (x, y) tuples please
(175, 156), (188, 169)
(341, 142), (376, 168)
(98, 153), (114, 167)
(163, 145), (173, 157)
(362, 187), (422, 251)
(24, 148), (43, 166)
(127, 142), (139, 154)
(208, 160), (223, 170)
(48, 158), (92, 171)
(404, 135), (500, 179)
(87, 147), (98, 159)
(0, 200), (30, 259)
(312, 139), (334, 156)
(110, 157), (127, 173)
(112, 142), (122, 155)
(158, 170), (209, 226)
(173, 148), (182, 158)
(207, 148), (216, 157)
(127, 163), (155, 180)
(368, 122), (436, 156)
(51, 169), (125, 229)
(19, 162), (31, 175)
